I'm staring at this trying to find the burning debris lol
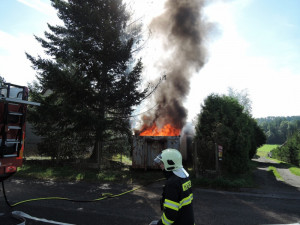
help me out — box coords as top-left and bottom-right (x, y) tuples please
(139, 122), (181, 136)
(136, 0), (211, 135)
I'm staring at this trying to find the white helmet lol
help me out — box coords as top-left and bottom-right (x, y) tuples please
(154, 149), (189, 178)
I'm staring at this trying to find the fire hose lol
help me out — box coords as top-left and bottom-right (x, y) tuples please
(1, 178), (166, 224)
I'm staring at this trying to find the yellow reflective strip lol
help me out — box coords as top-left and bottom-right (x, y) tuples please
(164, 202), (179, 211)
(165, 199), (180, 206)
(164, 199), (180, 210)
(182, 193), (193, 203)
(179, 193), (193, 208)
(162, 213), (174, 225)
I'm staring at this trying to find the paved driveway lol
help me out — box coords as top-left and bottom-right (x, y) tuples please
(0, 157), (299, 225)
(254, 156), (300, 188)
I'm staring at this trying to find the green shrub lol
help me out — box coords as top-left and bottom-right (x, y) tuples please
(271, 131), (300, 166)
(194, 94), (266, 175)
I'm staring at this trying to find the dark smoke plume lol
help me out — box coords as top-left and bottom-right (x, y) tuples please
(139, 0), (211, 133)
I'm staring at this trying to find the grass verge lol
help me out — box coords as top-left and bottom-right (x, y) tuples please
(268, 166), (284, 181)
(16, 160), (256, 189)
(265, 158), (300, 177)
(257, 144), (300, 177)
(290, 167), (300, 176)
(16, 161), (163, 184)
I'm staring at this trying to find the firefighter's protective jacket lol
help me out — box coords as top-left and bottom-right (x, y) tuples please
(158, 173), (194, 225)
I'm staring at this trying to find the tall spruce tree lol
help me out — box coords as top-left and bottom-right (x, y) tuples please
(27, 0), (148, 161)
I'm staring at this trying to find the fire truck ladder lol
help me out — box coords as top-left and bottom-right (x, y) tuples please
(0, 83), (40, 158)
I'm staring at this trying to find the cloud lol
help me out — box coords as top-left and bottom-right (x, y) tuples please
(184, 0), (300, 119)
(0, 1), (62, 85)
(17, 0), (56, 16)
(0, 30), (43, 85)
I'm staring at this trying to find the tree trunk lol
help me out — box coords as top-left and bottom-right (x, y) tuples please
(89, 140), (98, 162)
(89, 130), (103, 163)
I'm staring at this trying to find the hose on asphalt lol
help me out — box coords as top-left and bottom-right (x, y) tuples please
(1, 178), (165, 208)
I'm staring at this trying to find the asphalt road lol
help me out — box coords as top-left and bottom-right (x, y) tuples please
(0, 157), (299, 225)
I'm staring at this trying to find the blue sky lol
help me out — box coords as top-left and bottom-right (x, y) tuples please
(0, 0), (299, 120)
(0, 0), (55, 35)
(234, 0), (300, 73)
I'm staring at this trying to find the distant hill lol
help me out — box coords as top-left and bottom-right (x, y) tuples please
(256, 116), (300, 144)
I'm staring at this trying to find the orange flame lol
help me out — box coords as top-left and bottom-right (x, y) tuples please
(140, 123), (181, 136)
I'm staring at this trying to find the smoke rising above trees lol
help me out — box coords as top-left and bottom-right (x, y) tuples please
(139, 0), (213, 132)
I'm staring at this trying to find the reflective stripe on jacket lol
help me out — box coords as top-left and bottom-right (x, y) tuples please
(158, 174), (194, 225)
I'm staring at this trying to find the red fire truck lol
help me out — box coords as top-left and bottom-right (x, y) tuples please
(0, 83), (40, 181)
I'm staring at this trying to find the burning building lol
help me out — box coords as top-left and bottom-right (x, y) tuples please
(132, 123), (181, 170)
(132, 122), (194, 170)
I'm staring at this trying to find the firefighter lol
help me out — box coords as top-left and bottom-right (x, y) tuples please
(150, 148), (195, 225)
